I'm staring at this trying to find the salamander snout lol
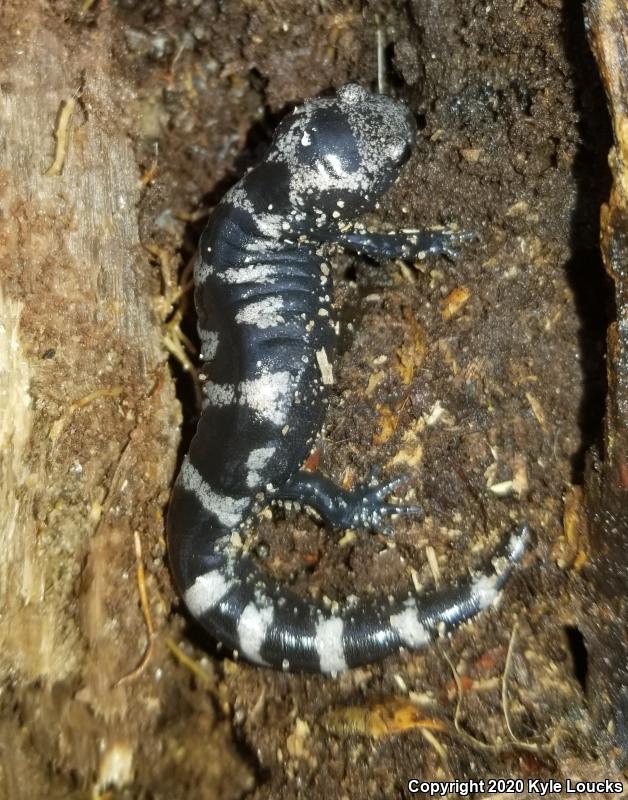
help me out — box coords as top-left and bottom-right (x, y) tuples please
(336, 82), (416, 167)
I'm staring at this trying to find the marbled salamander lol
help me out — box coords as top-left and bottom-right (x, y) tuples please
(167, 83), (529, 673)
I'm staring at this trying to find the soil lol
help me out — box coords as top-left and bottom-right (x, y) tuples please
(0, 0), (625, 798)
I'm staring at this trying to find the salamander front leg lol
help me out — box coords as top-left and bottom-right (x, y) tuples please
(271, 470), (421, 535)
(330, 228), (475, 261)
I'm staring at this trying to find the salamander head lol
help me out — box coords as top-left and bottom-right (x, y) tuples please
(334, 82), (416, 169)
(267, 83), (417, 227)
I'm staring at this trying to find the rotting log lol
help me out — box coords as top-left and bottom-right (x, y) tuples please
(0, 9), (252, 798)
(583, 0), (628, 767)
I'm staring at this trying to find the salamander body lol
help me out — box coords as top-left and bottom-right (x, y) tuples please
(167, 83), (529, 673)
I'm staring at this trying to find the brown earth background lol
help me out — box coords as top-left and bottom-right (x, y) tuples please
(0, 0), (626, 798)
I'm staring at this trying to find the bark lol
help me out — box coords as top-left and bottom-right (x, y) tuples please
(583, 0), (628, 768)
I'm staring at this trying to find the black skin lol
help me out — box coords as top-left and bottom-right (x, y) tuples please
(166, 83), (527, 673)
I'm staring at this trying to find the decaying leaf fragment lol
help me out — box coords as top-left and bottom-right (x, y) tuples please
(320, 696), (447, 740)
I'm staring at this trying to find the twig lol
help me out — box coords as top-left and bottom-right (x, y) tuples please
(440, 645), (465, 734)
(114, 531), (155, 686)
(500, 621), (545, 752)
(376, 25), (386, 95)
(43, 97), (75, 176)
(420, 728), (450, 773)
(440, 642), (544, 755)
(164, 637), (214, 687)
(49, 386), (123, 442)
(502, 621), (530, 745)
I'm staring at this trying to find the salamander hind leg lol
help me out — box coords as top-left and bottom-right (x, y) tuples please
(271, 470), (421, 535)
